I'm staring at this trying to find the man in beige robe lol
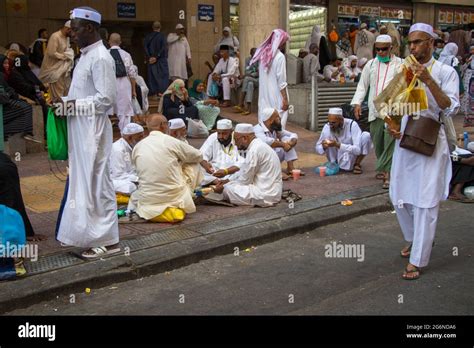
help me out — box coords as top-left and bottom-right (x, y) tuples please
(39, 21), (74, 101)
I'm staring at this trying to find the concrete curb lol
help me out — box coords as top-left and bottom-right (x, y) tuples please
(0, 187), (392, 314)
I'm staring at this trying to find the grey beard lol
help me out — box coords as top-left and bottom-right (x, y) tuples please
(331, 128), (342, 137)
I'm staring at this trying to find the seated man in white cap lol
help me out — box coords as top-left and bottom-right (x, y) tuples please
(110, 123), (144, 204)
(254, 108), (300, 180)
(127, 114), (212, 223)
(342, 55), (361, 82)
(168, 118), (204, 190)
(213, 123), (282, 207)
(315, 107), (372, 173)
(200, 119), (244, 186)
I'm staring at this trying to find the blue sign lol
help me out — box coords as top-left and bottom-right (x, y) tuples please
(198, 4), (215, 22)
(117, 3), (136, 18)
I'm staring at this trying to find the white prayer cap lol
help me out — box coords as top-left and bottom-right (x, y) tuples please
(409, 23), (435, 38)
(217, 119), (233, 130)
(360, 23), (367, 29)
(122, 123), (144, 135)
(375, 34), (392, 44)
(328, 107), (343, 116)
(64, 20), (71, 28)
(348, 55), (358, 62)
(168, 118), (186, 130)
(358, 57), (368, 68)
(235, 123), (254, 134)
(223, 26), (231, 33)
(70, 8), (102, 24)
(176, 23), (185, 30)
(261, 108), (277, 122)
(369, 27), (376, 32)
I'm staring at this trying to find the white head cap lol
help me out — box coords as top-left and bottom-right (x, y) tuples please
(328, 107), (343, 116)
(360, 23), (368, 29)
(375, 34), (392, 44)
(122, 123), (144, 135)
(358, 57), (368, 68)
(64, 20), (71, 28)
(261, 108), (277, 122)
(70, 8), (102, 24)
(223, 26), (231, 33)
(217, 119), (233, 130)
(409, 23), (435, 38)
(168, 118), (186, 130)
(235, 123), (254, 134)
(176, 23), (185, 30)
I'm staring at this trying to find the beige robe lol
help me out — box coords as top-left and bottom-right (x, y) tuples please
(39, 30), (74, 100)
(128, 131), (203, 220)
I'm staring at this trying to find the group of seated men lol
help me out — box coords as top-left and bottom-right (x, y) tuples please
(110, 106), (372, 223)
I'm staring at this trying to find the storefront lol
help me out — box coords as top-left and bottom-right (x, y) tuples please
(288, 0), (328, 56)
(337, 3), (413, 34)
(436, 6), (474, 30)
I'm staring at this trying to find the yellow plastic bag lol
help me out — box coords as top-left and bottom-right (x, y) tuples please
(150, 208), (186, 223)
(393, 75), (428, 112)
(116, 193), (130, 205)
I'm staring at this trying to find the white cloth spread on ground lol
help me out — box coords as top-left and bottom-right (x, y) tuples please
(315, 118), (372, 171)
(257, 51), (289, 128)
(167, 33), (191, 80)
(254, 122), (298, 163)
(110, 138), (138, 195)
(223, 138), (282, 207)
(200, 132), (244, 186)
(351, 56), (403, 122)
(57, 40), (118, 248)
(128, 131), (203, 220)
(108, 45), (137, 131)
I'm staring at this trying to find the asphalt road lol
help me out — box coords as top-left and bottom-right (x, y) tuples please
(6, 200), (474, 315)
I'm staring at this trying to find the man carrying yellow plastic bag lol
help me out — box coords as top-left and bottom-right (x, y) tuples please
(123, 114), (213, 224)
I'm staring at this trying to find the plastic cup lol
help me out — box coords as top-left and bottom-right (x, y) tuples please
(292, 169), (301, 181)
(319, 166), (327, 177)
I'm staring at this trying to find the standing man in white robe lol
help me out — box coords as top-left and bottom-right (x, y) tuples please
(315, 108), (372, 173)
(354, 23), (375, 62)
(110, 123), (144, 198)
(351, 35), (404, 189)
(213, 124), (282, 207)
(254, 108), (299, 180)
(388, 23), (460, 280)
(107, 33), (137, 132)
(250, 29), (290, 128)
(167, 24), (191, 82)
(56, 7), (120, 258)
(200, 119), (244, 186)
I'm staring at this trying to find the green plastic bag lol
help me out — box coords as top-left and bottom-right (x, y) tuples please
(46, 107), (68, 160)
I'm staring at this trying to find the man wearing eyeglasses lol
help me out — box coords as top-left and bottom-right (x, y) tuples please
(351, 34), (404, 190)
(388, 23), (460, 280)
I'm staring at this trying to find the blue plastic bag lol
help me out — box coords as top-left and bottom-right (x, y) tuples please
(314, 162), (340, 176)
(0, 204), (26, 257)
(208, 80), (219, 98)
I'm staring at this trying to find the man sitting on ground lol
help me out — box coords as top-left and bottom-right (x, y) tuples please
(315, 107), (371, 174)
(213, 123), (282, 207)
(200, 119), (244, 186)
(254, 108), (300, 180)
(110, 123), (144, 204)
(127, 114), (212, 223)
(323, 57), (344, 82)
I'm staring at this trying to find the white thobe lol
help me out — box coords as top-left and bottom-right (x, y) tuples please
(254, 123), (298, 163)
(108, 46), (137, 131)
(207, 57), (239, 100)
(110, 138), (138, 195)
(200, 133), (244, 186)
(223, 138), (282, 207)
(302, 53), (319, 83)
(57, 40), (118, 248)
(323, 65), (342, 82)
(351, 56), (403, 122)
(315, 118), (372, 171)
(167, 34), (191, 80)
(257, 51), (289, 128)
(128, 131), (203, 220)
(390, 58), (460, 268)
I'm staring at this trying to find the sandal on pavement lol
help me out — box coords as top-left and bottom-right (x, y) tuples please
(118, 212), (147, 224)
(375, 173), (385, 180)
(81, 246), (121, 259)
(353, 164), (363, 175)
(233, 106), (243, 113)
(402, 266), (421, 280)
(241, 110), (251, 115)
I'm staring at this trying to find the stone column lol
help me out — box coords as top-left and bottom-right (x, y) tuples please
(239, 0), (287, 69)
